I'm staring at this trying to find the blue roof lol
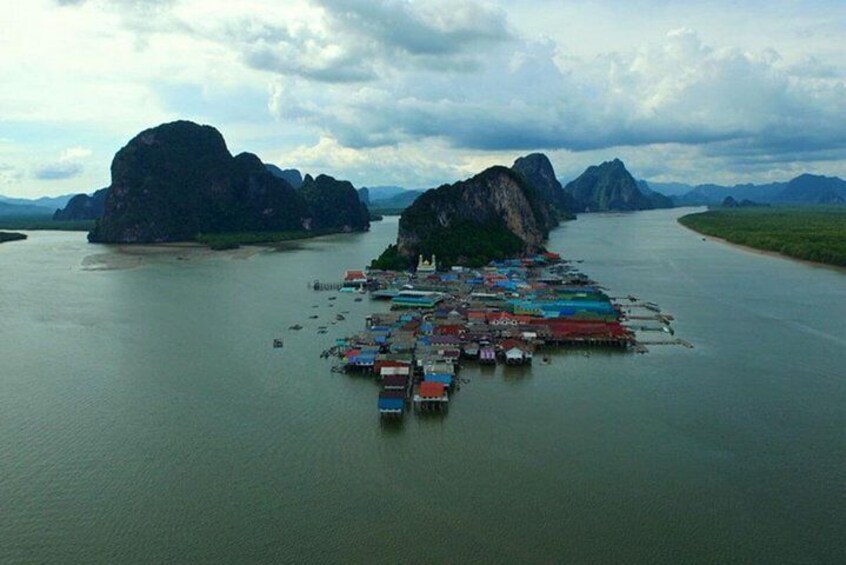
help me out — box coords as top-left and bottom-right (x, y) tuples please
(378, 397), (405, 411)
(424, 374), (453, 385)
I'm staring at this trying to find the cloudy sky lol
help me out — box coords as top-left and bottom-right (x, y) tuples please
(1, 0), (844, 197)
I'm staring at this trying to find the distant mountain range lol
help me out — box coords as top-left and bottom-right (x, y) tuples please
(654, 174), (846, 206)
(0, 193), (77, 217)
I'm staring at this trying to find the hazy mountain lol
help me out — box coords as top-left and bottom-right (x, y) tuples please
(265, 165), (304, 189)
(0, 201), (54, 218)
(671, 174), (846, 206)
(357, 187), (370, 205)
(775, 174), (846, 204)
(368, 190), (424, 210)
(362, 186), (415, 201)
(564, 159), (654, 212)
(0, 193), (77, 211)
(636, 180), (674, 209)
(53, 188), (109, 221)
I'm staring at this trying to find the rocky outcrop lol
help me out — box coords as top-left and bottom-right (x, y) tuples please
(53, 188), (108, 221)
(87, 121), (368, 243)
(512, 153), (578, 218)
(564, 159), (653, 212)
(89, 122), (307, 242)
(382, 166), (552, 268)
(301, 174), (370, 233)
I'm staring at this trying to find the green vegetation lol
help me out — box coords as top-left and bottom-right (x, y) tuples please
(0, 231), (28, 243)
(679, 206), (846, 267)
(370, 244), (411, 270)
(368, 207), (405, 216)
(0, 216), (95, 231)
(196, 229), (339, 250)
(372, 220), (529, 271)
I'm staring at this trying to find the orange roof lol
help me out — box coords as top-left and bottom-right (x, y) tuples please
(419, 382), (445, 398)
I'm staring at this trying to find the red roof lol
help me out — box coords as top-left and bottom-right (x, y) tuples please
(344, 270), (366, 280)
(500, 339), (527, 351)
(418, 382), (445, 398)
(539, 319), (630, 338)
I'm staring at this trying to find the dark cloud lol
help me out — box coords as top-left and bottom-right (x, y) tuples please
(223, 0), (512, 83)
(33, 161), (84, 181)
(269, 29), (846, 166)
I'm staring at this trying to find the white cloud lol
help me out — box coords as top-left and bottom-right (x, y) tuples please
(1, 0), (845, 197)
(0, 164), (23, 186)
(33, 147), (93, 181)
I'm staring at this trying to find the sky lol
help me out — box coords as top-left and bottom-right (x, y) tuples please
(1, 0), (844, 198)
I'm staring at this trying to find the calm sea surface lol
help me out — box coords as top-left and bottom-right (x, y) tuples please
(1, 209), (844, 564)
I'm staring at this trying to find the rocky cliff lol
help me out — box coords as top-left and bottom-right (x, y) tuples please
(564, 159), (653, 212)
(301, 174), (370, 232)
(512, 153), (578, 218)
(53, 188), (108, 221)
(373, 166), (552, 268)
(87, 121), (367, 243)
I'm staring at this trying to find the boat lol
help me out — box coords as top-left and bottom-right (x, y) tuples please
(273, 338), (284, 348)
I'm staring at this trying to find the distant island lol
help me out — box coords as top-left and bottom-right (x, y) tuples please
(679, 207), (846, 267)
(0, 231), (27, 244)
(665, 173), (846, 206)
(80, 121), (369, 246)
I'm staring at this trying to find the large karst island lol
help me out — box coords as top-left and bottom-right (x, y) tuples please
(49, 120), (677, 255)
(372, 153), (668, 269)
(57, 121), (369, 245)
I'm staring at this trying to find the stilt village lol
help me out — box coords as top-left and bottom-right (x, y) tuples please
(307, 252), (690, 420)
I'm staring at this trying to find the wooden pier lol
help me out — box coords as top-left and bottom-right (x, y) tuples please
(311, 280), (344, 291)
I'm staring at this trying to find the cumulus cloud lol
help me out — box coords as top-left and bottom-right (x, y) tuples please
(10, 0), (846, 189)
(33, 147), (92, 181)
(266, 28), (846, 166)
(0, 164), (23, 186)
(213, 0), (512, 83)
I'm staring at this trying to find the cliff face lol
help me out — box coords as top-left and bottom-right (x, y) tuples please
(512, 153), (578, 217)
(564, 159), (653, 212)
(393, 166), (551, 266)
(53, 188), (109, 221)
(87, 121), (367, 243)
(301, 174), (370, 232)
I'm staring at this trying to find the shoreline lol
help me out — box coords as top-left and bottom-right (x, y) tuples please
(81, 241), (268, 271)
(680, 223), (846, 273)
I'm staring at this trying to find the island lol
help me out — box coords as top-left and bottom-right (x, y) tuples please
(679, 206), (846, 267)
(47, 120), (371, 247)
(0, 231), (27, 244)
(372, 154), (568, 270)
